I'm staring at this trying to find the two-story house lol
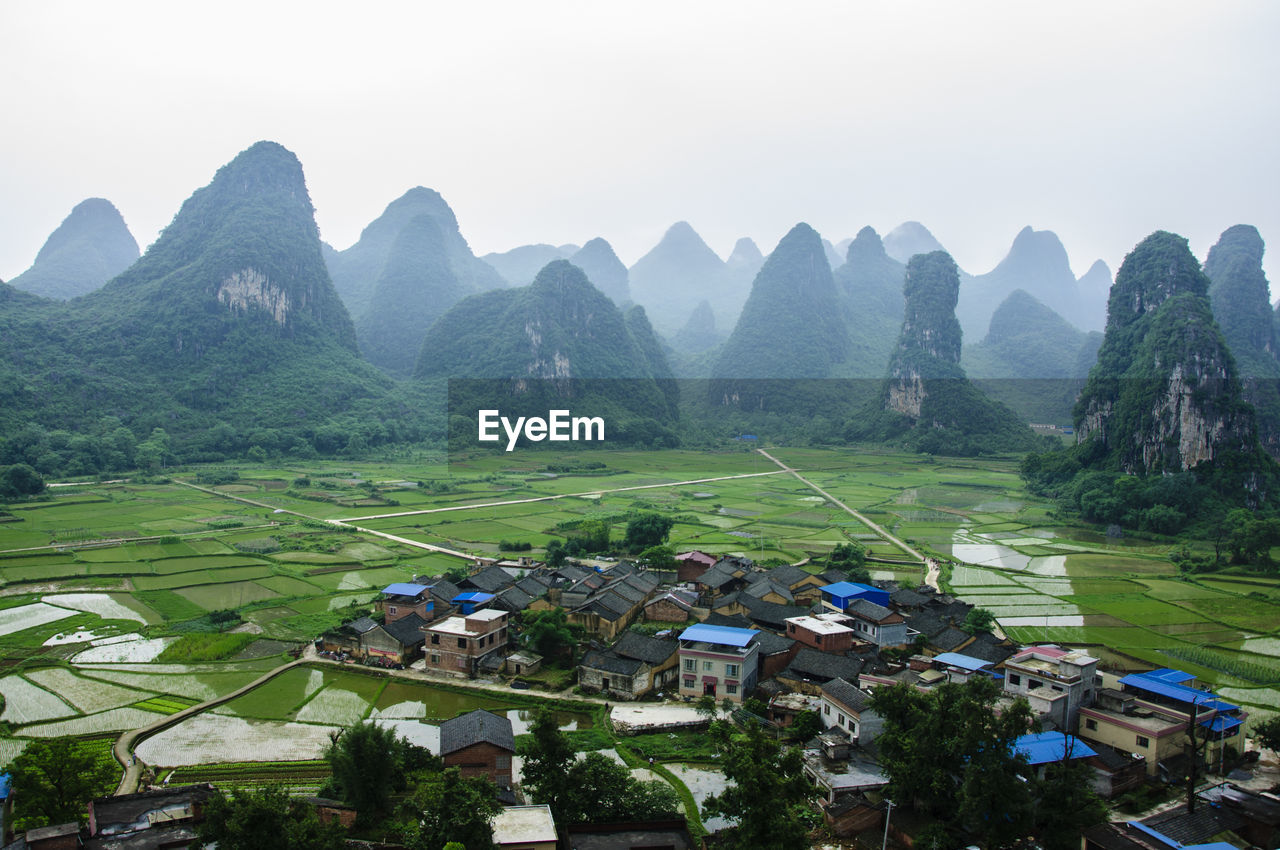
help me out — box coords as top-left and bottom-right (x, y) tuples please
(422, 608), (509, 677)
(677, 623), (759, 703)
(1003, 644), (1099, 729)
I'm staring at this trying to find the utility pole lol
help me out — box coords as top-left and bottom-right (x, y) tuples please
(1187, 695), (1210, 813)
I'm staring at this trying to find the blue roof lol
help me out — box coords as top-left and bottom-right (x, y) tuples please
(0, 772), (9, 800)
(1119, 671), (1237, 711)
(679, 623), (758, 647)
(933, 652), (992, 672)
(452, 591), (496, 603)
(1013, 731), (1097, 765)
(1200, 715), (1244, 733)
(382, 582), (430, 598)
(1144, 668), (1196, 685)
(822, 581), (879, 597)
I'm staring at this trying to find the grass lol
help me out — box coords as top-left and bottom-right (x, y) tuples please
(156, 633), (259, 663)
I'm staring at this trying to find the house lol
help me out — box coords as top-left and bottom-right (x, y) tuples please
(820, 581), (890, 613)
(460, 565), (520, 594)
(567, 572), (659, 640)
(85, 783), (217, 848)
(377, 582), (433, 623)
(362, 612), (427, 665)
(1002, 644), (1099, 729)
(1012, 731), (1097, 779)
(1085, 742), (1148, 799)
(439, 709), (516, 790)
(842, 599), (907, 648)
(560, 819), (697, 850)
(819, 677), (882, 744)
(453, 591), (497, 615)
(491, 804), (557, 850)
(694, 556), (755, 597)
(779, 648), (865, 694)
(786, 613), (858, 653)
(930, 651), (998, 683)
(22, 823), (81, 850)
(422, 608), (510, 677)
(760, 563), (828, 604)
(675, 550), (718, 582)
(1076, 669), (1244, 777)
(578, 633), (679, 699)
(677, 623), (759, 703)
(643, 588), (698, 623)
(1200, 784), (1280, 849)
(317, 616), (379, 657)
(1083, 801), (1247, 850)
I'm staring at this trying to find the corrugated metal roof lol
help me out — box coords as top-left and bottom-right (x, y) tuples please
(452, 591), (497, 603)
(1119, 671), (1237, 711)
(933, 652), (992, 672)
(679, 623), (758, 646)
(1013, 731), (1097, 765)
(382, 582), (430, 597)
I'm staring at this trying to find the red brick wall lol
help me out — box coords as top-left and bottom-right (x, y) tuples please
(443, 741), (514, 788)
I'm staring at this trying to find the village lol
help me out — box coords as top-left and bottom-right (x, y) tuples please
(14, 547), (1276, 850)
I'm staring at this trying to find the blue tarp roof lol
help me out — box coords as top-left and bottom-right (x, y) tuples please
(452, 592), (496, 603)
(1127, 821), (1237, 850)
(0, 772), (9, 800)
(382, 583), (431, 597)
(1144, 668), (1197, 685)
(679, 623), (758, 647)
(1119, 671), (1238, 712)
(1013, 731), (1097, 765)
(933, 652), (992, 672)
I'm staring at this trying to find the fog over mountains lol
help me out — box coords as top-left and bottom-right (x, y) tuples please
(4, 140), (1277, 475)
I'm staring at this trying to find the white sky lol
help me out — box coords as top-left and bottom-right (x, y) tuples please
(2, 1), (1277, 284)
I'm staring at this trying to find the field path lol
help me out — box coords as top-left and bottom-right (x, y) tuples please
(755, 448), (926, 566)
(333, 469), (789, 523)
(113, 657), (307, 795)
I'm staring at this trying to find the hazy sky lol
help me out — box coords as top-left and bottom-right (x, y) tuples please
(2, 1), (1277, 285)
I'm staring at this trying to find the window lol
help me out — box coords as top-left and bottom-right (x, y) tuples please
(815, 634), (823, 645)
(457, 637), (467, 648)
(1028, 680), (1042, 690)
(824, 704), (830, 715)
(430, 654), (440, 664)
(703, 661), (714, 672)
(1051, 685), (1064, 692)
(389, 606), (398, 615)
(838, 714), (846, 726)
(727, 683), (738, 695)
(684, 659), (696, 672)
(1085, 718), (1097, 730)
(725, 664), (739, 678)
(1136, 735), (1150, 748)
(431, 634), (440, 645)
(1008, 674), (1020, 686)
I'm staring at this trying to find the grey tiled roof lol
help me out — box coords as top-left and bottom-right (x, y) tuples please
(822, 677), (871, 713)
(752, 630), (796, 655)
(462, 566), (516, 594)
(847, 599), (895, 622)
(781, 648), (864, 683)
(613, 631), (677, 665)
(579, 649), (644, 676)
(439, 709), (514, 755)
(764, 564), (815, 589)
(930, 627), (971, 652)
(380, 613), (427, 647)
(495, 586), (536, 612)
(743, 579), (794, 603)
(348, 616), (379, 634)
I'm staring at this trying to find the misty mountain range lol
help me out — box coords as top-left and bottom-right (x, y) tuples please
(3, 140), (1277, 470)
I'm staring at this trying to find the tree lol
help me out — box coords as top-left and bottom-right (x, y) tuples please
(788, 709), (822, 742)
(196, 786), (345, 850)
(519, 709), (679, 826)
(961, 607), (996, 635)
(325, 722), (432, 826)
(1255, 715), (1280, 753)
(702, 723), (815, 850)
(517, 709), (577, 820)
(520, 607), (577, 664)
(623, 512), (674, 553)
(8, 737), (117, 830)
(694, 694), (719, 721)
(638, 544), (677, 571)
(868, 676), (1035, 845)
(398, 767), (501, 850)
(1032, 746), (1107, 850)
(0, 463), (46, 498)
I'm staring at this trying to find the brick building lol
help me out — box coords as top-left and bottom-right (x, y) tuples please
(440, 709), (516, 790)
(423, 608), (509, 677)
